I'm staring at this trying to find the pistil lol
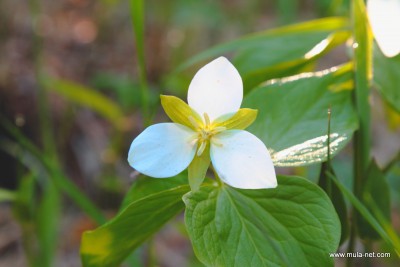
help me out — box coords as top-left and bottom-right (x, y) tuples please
(192, 113), (226, 156)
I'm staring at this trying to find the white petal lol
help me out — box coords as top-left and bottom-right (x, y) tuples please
(367, 0), (400, 57)
(210, 130), (277, 189)
(187, 57), (243, 122)
(128, 123), (197, 178)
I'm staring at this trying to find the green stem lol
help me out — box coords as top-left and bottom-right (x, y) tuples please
(326, 107), (332, 197)
(27, 2), (61, 267)
(348, 0), (373, 264)
(129, 0), (150, 126)
(0, 116), (106, 224)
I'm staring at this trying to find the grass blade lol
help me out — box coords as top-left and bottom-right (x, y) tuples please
(328, 172), (400, 255)
(130, 0), (150, 125)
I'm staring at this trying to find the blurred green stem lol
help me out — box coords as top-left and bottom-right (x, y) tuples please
(130, 0), (151, 126)
(0, 116), (106, 224)
(28, 1), (61, 266)
(348, 0), (372, 265)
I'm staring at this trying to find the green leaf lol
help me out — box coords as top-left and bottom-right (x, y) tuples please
(386, 159), (400, 204)
(91, 73), (141, 111)
(175, 17), (350, 91)
(81, 183), (190, 267)
(120, 174), (188, 211)
(184, 176), (341, 267)
(243, 64), (358, 166)
(319, 163), (349, 245)
(328, 172), (400, 255)
(43, 78), (125, 127)
(373, 46), (400, 113)
(357, 160), (391, 240)
(233, 30), (350, 91)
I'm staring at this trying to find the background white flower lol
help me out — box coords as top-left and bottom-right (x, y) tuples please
(128, 57), (277, 189)
(367, 0), (400, 57)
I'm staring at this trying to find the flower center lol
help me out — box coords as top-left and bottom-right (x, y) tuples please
(189, 113), (226, 156)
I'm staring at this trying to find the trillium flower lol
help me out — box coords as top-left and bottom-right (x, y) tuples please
(128, 57), (277, 190)
(367, 0), (400, 57)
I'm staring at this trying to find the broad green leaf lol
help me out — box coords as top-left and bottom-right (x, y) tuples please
(184, 175), (340, 267)
(184, 176), (340, 266)
(319, 163), (349, 245)
(120, 174), (188, 211)
(233, 30), (350, 91)
(176, 17), (348, 71)
(243, 64), (358, 166)
(175, 17), (350, 91)
(81, 183), (190, 267)
(386, 160), (400, 204)
(358, 160), (391, 240)
(373, 46), (400, 113)
(43, 78), (125, 127)
(0, 188), (15, 202)
(383, 101), (400, 130)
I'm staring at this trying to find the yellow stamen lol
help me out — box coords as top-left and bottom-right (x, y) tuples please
(189, 112), (226, 156)
(197, 141), (207, 156)
(203, 113), (211, 127)
(212, 126), (226, 134)
(211, 139), (223, 147)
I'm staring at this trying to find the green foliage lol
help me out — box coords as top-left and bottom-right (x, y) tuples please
(0, 188), (15, 202)
(0, 118), (106, 225)
(184, 176), (340, 267)
(130, 0), (150, 123)
(373, 47), (400, 113)
(35, 182), (61, 267)
(319, 163), (349, 245)
(120, 174), (188, 210)
(12, 174), (60, 267)
(357, 160), (391, 240)
(5, 0), (400, 265)
(81, 179), (190, 267)
(44, 78), (125, 127)
(91, 74), (142, 111)
(329, 172), (400, 255)
(176, 17), (350, 92)
(386, 160), (400, 204)
(243, 64), (358, 166)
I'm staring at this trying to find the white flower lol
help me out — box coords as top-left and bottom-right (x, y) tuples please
(128, 57), (277, 189)
(367, 0), (400, 57)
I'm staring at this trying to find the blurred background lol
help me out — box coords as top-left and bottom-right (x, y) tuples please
(0, 0), (399, 266)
